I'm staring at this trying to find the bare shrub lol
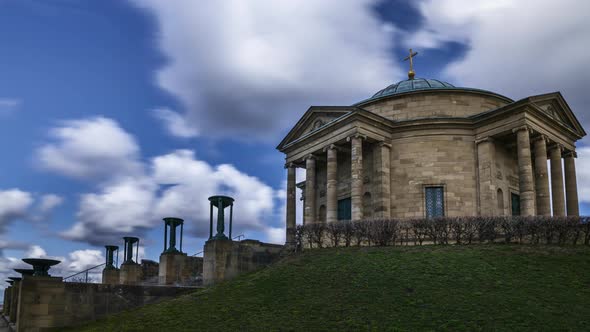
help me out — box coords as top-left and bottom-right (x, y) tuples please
(342, 221), (354, 247)
(326, 222), (343, 247)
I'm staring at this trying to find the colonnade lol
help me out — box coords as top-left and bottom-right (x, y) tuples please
(512, 126), (578, 216)
(285, 135), (391, 245)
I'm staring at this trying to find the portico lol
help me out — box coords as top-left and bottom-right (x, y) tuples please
(278, 73), (586, 246)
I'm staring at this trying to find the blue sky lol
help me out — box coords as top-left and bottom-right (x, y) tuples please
(0, 0), (589, 281)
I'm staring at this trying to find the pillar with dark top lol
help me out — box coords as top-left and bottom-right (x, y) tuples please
(514, 126), (535, 216)
(533, 136), (551, 216)
(564, 151), (580, 216)
(549, 144), (566, 216)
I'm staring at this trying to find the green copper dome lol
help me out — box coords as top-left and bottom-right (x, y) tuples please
(372, 78), (455, 98)
(353, 77), (512, 106)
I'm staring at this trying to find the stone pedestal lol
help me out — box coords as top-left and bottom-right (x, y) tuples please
(159, 252), (189, 285)
(203, 239), (234, 286)
(10, 281), (19, 323)
(119, 263), (142, 285)
(102, 268), (120, 285)
(203, 239), (282, 287)
(16, 276), (65, 332)
(3, 286), (11, 317)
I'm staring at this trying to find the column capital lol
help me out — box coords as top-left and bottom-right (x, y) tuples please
(284, 162), (297, 169)
(475, 137), (494, 145)
(378, 141), (392, 149)
(563, 150), (577, 158)
(512, 125), (532, 134)
(304, 154), (317, 161)
(322, 144), (339, 152)
(531, 134), (548, 144)
(346, 134), (367, 142)
(548, 143), (564, 153)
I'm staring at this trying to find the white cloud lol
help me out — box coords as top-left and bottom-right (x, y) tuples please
(25, 245), (47, 258)
(0, 98), (20, 115)
(65, 249), (104, 272)
(36, 117), (142, 179)
(0, 189), (34, 230)
(47, 117), (278, 245)
(407, 0), (590, 132)
(153, 108), (198, 138)
(132, 0), (401, 140)
(38, 194), (64, 213)
(62, 176), (157, 245)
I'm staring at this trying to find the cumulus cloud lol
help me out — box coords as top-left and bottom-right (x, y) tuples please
(0, 189), (34, 231)
(36, 117), (142, 179)
(25, 245), (47, 258)
(153, 108), (198, 138)
(38, 194), (64, 213)
(47, 117), (278, 245)
(407, 0), (590, 132)
(132, 0), (400, 140)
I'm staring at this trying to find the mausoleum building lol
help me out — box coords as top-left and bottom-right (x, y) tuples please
(277, 53), (586, 245)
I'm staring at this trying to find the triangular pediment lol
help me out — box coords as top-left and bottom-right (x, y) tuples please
(529, 92), (586, 137)
(277, 106), (352, 150)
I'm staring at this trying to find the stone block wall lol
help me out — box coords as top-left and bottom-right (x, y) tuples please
(15, 275), (196, 331)
(203, 239), (283, 286)
(159, 253), (203, 286)
(390, 131), (478, 217)
(362, 91), (509, 122)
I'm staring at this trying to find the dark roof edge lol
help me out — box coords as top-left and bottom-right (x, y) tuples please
(353, 87), (514, 107)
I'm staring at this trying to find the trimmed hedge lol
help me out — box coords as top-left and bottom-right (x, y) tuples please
(295, 216), (590, 250)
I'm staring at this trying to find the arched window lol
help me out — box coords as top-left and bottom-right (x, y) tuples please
(497, 188), (505, 215)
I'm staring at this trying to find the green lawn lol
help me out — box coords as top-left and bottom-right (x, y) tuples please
(74, 245), (590, 331)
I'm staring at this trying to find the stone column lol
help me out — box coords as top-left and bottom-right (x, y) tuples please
(304, 155), (316, 224)
(476, 137), (496, 216)
(348, 135), (364, 221)
(373, 142), (391, 218)
(286, 164), (297, 244)
(564, 151), (579, 216)
(514, 126), (535, 216)
(533, 136), (551, 215)
(325, 145), (338, 223)
(549, 144), (566, 216)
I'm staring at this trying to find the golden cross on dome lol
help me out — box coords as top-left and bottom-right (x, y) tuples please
(403, 48), (418, 79)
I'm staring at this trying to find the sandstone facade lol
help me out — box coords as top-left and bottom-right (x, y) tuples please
(277, 79), (586, 244)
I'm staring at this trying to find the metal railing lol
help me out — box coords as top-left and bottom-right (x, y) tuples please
(191, 234), (245, 256)
(63, 263), (106, 283)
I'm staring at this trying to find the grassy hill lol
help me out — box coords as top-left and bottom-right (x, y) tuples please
(74, 245), (590, 331)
